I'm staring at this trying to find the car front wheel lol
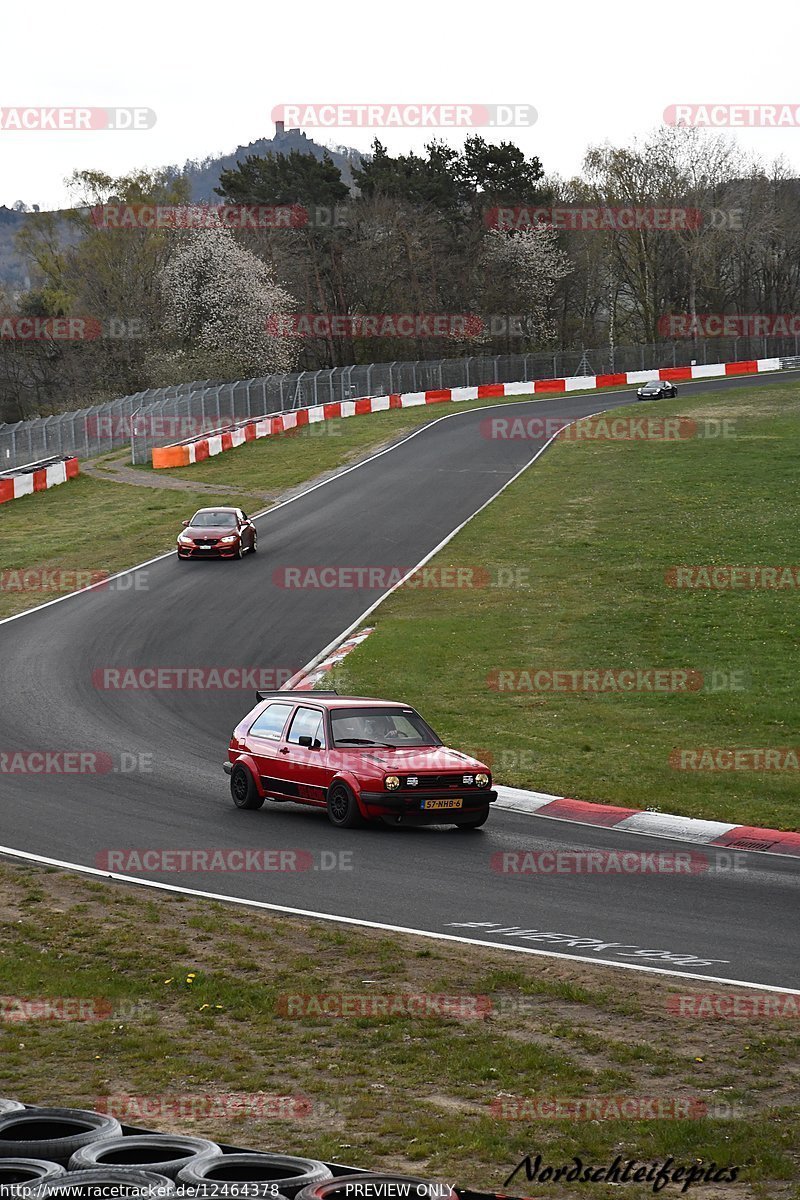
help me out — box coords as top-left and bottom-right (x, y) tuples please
(230, 764), (264, 810)
(326, 782), (365, 828)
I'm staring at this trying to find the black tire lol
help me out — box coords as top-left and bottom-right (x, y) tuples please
(326, 782), (364, 828)
(250, 532), (258, 554)
(0, 1099), (24, 1114)
(69, 1133), (220, 1179)
(454, 806), (490, 830)
(178, 1153), (331, 1199)
(0, 1108), (121, 1166)
(0, 1159), (66, 1188)
(36, 1169), (175, 1196)
(230, 764), (264, 810)
(235, 539), (244, 560)
(296, 1175), (447, 1200)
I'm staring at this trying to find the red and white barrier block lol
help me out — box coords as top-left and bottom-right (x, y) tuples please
(151, 358), (782, 468)
(0, 456), (80, 505)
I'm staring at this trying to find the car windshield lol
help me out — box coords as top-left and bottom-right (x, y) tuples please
(190, 511), (237, 527)
(330, 707), (441, 748)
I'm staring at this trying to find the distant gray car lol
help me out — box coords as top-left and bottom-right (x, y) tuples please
(637, 380), (678, 400)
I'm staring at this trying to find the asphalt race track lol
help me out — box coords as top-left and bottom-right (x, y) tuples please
(1, 375), (799, 991)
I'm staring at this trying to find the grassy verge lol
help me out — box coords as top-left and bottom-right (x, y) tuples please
(0, 860), (797, 1198)
(331, 383), (800, 830)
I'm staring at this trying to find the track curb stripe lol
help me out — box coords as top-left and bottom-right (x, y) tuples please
(495, 786), (800, 858)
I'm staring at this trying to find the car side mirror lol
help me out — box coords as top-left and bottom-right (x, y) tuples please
(298, 736), (322, 750)
(181, 520), (189, 528)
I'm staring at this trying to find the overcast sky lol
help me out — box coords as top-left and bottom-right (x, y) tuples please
(3, 0), (800, 211)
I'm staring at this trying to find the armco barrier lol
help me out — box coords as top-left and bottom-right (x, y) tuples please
(151, 358), (781, 468)
(0, 455), (79, 504)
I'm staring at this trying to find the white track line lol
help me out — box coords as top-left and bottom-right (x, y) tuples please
(0, 843), (797, 994)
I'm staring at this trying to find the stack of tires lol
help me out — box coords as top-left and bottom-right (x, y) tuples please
(0, 1101), (450, 1199)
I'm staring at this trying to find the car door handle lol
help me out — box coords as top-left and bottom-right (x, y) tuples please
(279, 747), (290, 754)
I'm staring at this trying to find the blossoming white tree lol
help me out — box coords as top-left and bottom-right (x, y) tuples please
(478, 226), (572, 345)
(160, 227), (297, 379)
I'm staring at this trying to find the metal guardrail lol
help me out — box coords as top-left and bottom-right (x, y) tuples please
(0, 453), (76, 479)
(1, 335), (796, 469)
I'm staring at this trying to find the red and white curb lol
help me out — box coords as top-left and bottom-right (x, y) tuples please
(495, 786), (800, 858)
(0, 456), (79, 505)
(285, 627), (376, 690)
(151, 357), (782, 468)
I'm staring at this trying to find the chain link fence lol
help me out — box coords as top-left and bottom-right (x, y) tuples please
(0, 335), (795, 470)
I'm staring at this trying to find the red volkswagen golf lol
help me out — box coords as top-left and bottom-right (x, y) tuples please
(224, 691), (496, 829)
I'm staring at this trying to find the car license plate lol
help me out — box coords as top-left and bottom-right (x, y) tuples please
(421, 798), (463, 811)
(197, 543), (211, 549)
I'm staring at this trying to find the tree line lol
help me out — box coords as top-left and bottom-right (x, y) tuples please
(2, 125), (799, 422)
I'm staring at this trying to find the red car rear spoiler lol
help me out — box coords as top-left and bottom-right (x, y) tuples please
(256, 689), (339, 702)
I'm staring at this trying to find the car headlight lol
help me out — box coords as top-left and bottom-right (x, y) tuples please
(385, 775), (400, 791)
(219, 534), (238, 544)
(475, 772), (490, 788)
(177, 534), (193, 545)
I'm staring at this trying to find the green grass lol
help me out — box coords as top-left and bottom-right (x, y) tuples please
(1, 861), (797, 1196)
(332, 382), (800, 830)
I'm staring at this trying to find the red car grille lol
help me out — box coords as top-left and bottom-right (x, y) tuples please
(402, 773), (479, 789)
